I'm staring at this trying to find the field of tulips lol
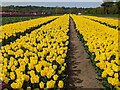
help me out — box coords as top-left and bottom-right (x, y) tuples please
(0, 14), (119, 89)
(71, 14), (120, 90)
(0, 16), (58, 45)
(82, 15), (119, 30)
(0, 15), (69, 89)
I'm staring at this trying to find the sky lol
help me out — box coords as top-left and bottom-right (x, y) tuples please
(1, 2), (103, 8)
(1, 0), (103, 2)
(0, 0), (117, 8)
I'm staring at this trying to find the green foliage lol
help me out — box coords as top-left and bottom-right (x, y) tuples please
(1, 16), (40, 25)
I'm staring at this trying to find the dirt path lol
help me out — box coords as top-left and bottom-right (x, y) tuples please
(67, 18), (103, 89)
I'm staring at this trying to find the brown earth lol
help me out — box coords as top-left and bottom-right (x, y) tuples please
(67, 18), (104, 89)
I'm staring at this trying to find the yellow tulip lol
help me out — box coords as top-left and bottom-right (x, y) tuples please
(58, 80), (64, 88)
(39, 82), (44, 88)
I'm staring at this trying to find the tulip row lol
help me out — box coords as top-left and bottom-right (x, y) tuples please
(0, 16), (58, 44)
(83, 15), (119, 30)
(0, 14), (69, 89)
(71, 14), (120, 90)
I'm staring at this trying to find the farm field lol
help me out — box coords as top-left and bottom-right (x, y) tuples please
(0, 16), (58, 45)
(1, 17), (40, 26)
(82, 15), (119, 29)
(0, 14), (120, 90)
(87, 14), (119, 19)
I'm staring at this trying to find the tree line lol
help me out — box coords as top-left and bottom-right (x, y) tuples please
(0, 1), (120, 15)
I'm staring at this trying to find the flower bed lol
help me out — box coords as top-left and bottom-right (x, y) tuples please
(83, 15), (119, 30)
(71, 14), (120, 90)
(0, 15), (69, 89)
(0, 16), (58, 45)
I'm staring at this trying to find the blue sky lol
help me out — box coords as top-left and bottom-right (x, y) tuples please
(1, 0), (103, 2)
(1, 0), (117, 8)
(1, 0), (117, 2)
(2, 2), (103, 8)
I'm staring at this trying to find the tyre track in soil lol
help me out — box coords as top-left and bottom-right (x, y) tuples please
(67, 17), (104, 89)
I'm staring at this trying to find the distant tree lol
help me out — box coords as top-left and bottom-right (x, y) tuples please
(1, 3), (119, 16)
(116, 1), (120, 15)
(101, 0), (114, 14)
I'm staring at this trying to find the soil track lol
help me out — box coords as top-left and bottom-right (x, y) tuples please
(67, 17), (103, 89)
